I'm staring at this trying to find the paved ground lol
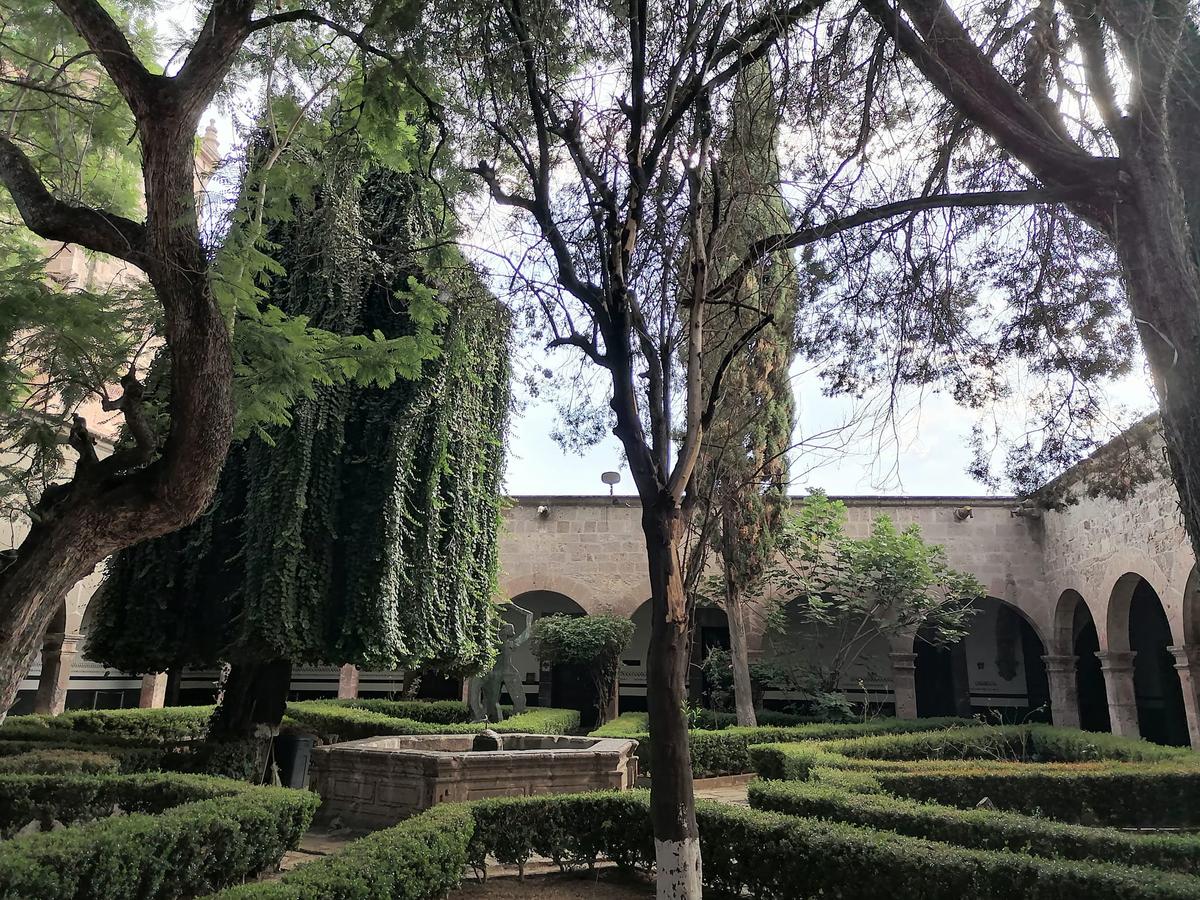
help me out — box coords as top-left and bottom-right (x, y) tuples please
(693, 773), (753, 806)
(449, 868), (655, 898)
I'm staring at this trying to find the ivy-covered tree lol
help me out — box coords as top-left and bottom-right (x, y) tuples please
(754, 491), (983, 696)
(87, 134), (510, 738)
(690, 61), (798, 728)
(0, 0), (450, 719)
(531, 614), (635, 726)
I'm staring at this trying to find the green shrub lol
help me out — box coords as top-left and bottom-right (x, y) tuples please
(44, 706), (215, 743)
(332, 698), (471, 724)
(0, 772), (249, 831)
(749, 724), (1200, 826)
(0, 775), (316, 898)
(591, 716), (972, 777)
(208, 803), (473, 899)
(874, 763), (1200, 827)
(749, 779), (1200, 875)
(284, 700), (578, 742)
(0, 749), (119, 776)
(826, 724), (1194, 764)
(216, 790), (1200, 900)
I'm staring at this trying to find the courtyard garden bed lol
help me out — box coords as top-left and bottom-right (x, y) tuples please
(0, 772), (316, 899)
(210, 788), (1200, 900)
(589, 713), (973, 777)
(748, 724), (1200, 826)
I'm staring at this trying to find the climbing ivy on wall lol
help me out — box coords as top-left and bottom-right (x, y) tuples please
(86, 135), (510, 677)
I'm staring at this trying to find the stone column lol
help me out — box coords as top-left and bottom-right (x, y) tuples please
(1169, 645), (1200, 750)
(1096, 650), (1139, 738)
(1041, 654), (1081, 729)
(889, 651), (918, 719)
(139, 673), (168, 709)
(337, 664), (360, 700)
(33, 632), (82, 716)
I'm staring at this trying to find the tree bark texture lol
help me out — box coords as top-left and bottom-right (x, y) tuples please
(209, 658), (293, 742)
(643, 501), (702, 900)
(0, 0), (244, 720)
(725, 582), (758, 727)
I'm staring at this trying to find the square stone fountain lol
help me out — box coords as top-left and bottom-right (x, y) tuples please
(309, 732), (639, 828)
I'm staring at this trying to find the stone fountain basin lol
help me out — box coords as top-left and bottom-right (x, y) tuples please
(310, 732), (639, 828)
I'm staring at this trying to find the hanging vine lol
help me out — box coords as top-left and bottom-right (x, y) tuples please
(87, 134), (510, 678)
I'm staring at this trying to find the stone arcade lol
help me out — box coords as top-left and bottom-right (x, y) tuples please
(16, 424), (1200, 749)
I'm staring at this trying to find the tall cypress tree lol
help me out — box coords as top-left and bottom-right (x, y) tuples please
(88, 139), (509, 737)
(692, 61), (797, 726)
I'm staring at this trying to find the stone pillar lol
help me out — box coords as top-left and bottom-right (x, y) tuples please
(337, 664), (360, 700)
(139, 673), (168, 709)
(1041, 654), (1081, 729)
(33, 632), (81, 716)
(889, 651), (918, 719)
(1096, 650), (1139, 738)
(1170, 645), (1200, 750)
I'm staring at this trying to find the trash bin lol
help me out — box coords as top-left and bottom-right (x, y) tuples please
(274, 734), (315, 789)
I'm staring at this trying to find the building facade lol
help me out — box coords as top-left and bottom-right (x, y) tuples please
(17, 425), (1200, 750)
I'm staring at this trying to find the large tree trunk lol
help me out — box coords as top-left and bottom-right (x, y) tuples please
(0, 115), (235, 722)
(210, 658), (293, 742)
(725, 581), (758, 727)
(1111, 129), (1200, 568)
(643, 500), (702, 900)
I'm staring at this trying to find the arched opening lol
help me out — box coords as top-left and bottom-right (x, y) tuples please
(1061, 592), (1110, 732)
(691, 605), (730, 707)
(1125, 576), (1189, 746)
(914, 597), (1050, 722)
(757, 597), (893, 714)
(507, 590), (586, 711)
(620, 601), (732, 712)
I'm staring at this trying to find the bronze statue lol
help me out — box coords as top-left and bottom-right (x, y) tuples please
(468, 602), (533, 722)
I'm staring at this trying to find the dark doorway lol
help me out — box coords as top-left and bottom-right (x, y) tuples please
(1129, 579), (1189, 746)
(1071, 600), (1110, 732)
(914, 632), (971, 718)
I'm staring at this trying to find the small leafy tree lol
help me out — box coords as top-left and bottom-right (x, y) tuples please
(531, 614), (635, 726)
(755, 491), (983, 695)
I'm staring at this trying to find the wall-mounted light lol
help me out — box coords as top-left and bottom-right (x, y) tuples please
(602, 470), (621, 503)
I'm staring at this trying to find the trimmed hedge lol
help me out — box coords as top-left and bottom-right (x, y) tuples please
(3, 707), (214, 744)
(748, 724), (1200, 826)
(0, 772), (252, 831)
(592, 715), (973, 777)
(749, 779), (1200, 875)
(327, 698), (472, 724)
(0, 774), (317, 898)
(0, 749), (120, 776)
(221, 788), (1200, 900)
(210, 803), (474, 899)
(284, 701), (579, 742)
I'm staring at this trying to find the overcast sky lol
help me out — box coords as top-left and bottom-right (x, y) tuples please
(166, 6), (1158, 501)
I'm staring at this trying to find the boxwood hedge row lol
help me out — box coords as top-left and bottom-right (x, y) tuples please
(0, 773), (317, 899)
(748, 725), (1200, 826)
(210, 791), (1200, 900)
(748, 779), (1200, 875)
(590, 715), (973, 777)
(283, 701), (579, 742)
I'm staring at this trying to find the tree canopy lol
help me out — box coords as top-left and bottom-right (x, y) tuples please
(87, 129), (510, 676)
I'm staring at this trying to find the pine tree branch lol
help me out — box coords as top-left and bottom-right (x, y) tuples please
(711, 186), (1097, 301)
(0, 135), (148, 264)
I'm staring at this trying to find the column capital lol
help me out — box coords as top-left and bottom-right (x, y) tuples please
(1041, 654), (1078, 673)
(1095, 650), (1137, 670)
(1170, 645), (1200, 669)
(888, 651), (917, 670)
